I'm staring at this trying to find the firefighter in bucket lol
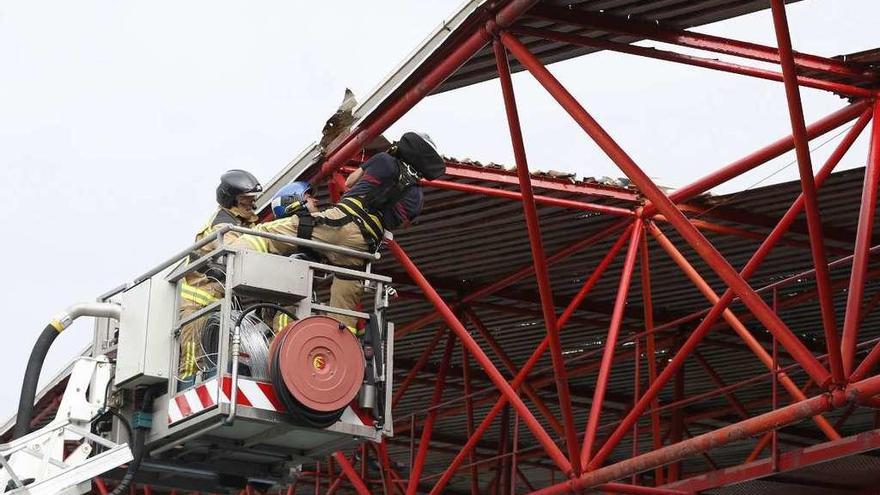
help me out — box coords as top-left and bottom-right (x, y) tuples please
(234, 132), (445, 333)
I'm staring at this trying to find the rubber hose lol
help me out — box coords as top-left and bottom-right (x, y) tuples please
(108, 388), (157, 495)
(13, 325), (60, 439)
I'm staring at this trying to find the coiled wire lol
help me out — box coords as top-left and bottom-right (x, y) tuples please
(199, 310), (273, 380)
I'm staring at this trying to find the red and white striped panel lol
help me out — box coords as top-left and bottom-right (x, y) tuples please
(167, 375), (286, 424)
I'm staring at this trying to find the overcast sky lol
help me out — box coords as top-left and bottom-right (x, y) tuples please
(0, 0), (876, 416)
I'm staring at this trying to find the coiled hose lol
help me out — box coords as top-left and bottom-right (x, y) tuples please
(236, 303), (345, 427)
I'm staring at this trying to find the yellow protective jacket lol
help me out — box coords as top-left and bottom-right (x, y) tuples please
(181, 206), (258, 306)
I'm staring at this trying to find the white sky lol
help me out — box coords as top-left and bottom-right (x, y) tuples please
(0, 0), (876, 416)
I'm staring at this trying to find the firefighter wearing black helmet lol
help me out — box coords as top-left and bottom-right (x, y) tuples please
(179, 169), (262, 380)
(233, 132), (445, 332)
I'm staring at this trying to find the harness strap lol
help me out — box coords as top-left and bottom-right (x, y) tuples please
(337, 197), (384, 250)
(294, 210), (322, 261)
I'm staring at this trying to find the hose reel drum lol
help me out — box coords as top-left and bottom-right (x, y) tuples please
(269, 316), (365, 427)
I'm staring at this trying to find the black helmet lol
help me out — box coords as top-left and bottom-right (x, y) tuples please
(395, 132), (445, 180)
(216, 169), (262, 208)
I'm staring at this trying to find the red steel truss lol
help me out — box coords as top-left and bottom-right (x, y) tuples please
(85, 1), (880, 494)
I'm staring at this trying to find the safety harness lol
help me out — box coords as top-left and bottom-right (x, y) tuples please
(337, 159), (421, 250)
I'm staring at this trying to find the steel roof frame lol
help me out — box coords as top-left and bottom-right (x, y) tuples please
(80, 1), (880, 493)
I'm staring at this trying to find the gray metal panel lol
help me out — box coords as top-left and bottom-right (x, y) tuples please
(228, 250), (310, 301)
(115, 265), (177, 388)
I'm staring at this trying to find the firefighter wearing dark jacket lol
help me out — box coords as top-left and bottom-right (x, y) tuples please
(232, 132), (445, 331)
(179, 170), (262, 379)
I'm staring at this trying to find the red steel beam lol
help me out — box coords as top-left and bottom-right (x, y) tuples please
(638, 226), (663, 486)
(466, 310), (564, 436)
(652, 100), (870, 216)
(387, 239), (573, 476)
(494, 38), (581, 473)
(311, 0), (542, 183)
(406, 333), (456, 495)
(418, 175), (633, 217)
(526, 5), (876, 83)
(580, 227), (642, 467)
(502, 31), (830, 387)
(460, 344), (481, 495)
(348, 158), (640, 202)
(666, 426), (880, 493)
(770, 0), (844, 385)
(339, 164), (634, 216)
(529, 374), (880, 494)
(332, 452), (371, 495)
(425, 228), (631, 494)
(510, 26), (873, 99)
(842, 101), (880, 375)
(435, 161), (639, 202)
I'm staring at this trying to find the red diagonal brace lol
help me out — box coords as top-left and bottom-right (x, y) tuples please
(494, 37), (581, 474)
(387, 239), (573, 477)
(770, 0), (844, 384)
(843, 100), (880, 376)
(580, 226), (642, 467)
(406, 333), (456, 495)
(332, 452), (370, 495)
(425, 227), (632, 495)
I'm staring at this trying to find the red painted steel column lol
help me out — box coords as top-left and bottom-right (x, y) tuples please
(493, 38), (582, 473)
(638, 227), (663, 486)
(631, 334), (641, 486)
(425, 230), (631, 494)
(530, 375), (880, 494)
(843, 100), (880, 376)
(332, 452), (371, 495)
(580, 226), (643, 467)
(461, 344), (481, 495)
(769, 0), (844, 384)
(407, 333), (456, 495)
(502, 31), (831, 388)
(387, 239), (574, 476)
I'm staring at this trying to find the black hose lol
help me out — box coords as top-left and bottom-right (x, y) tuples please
(13, 324), (60, 439)
(109, 388), (157, 495)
